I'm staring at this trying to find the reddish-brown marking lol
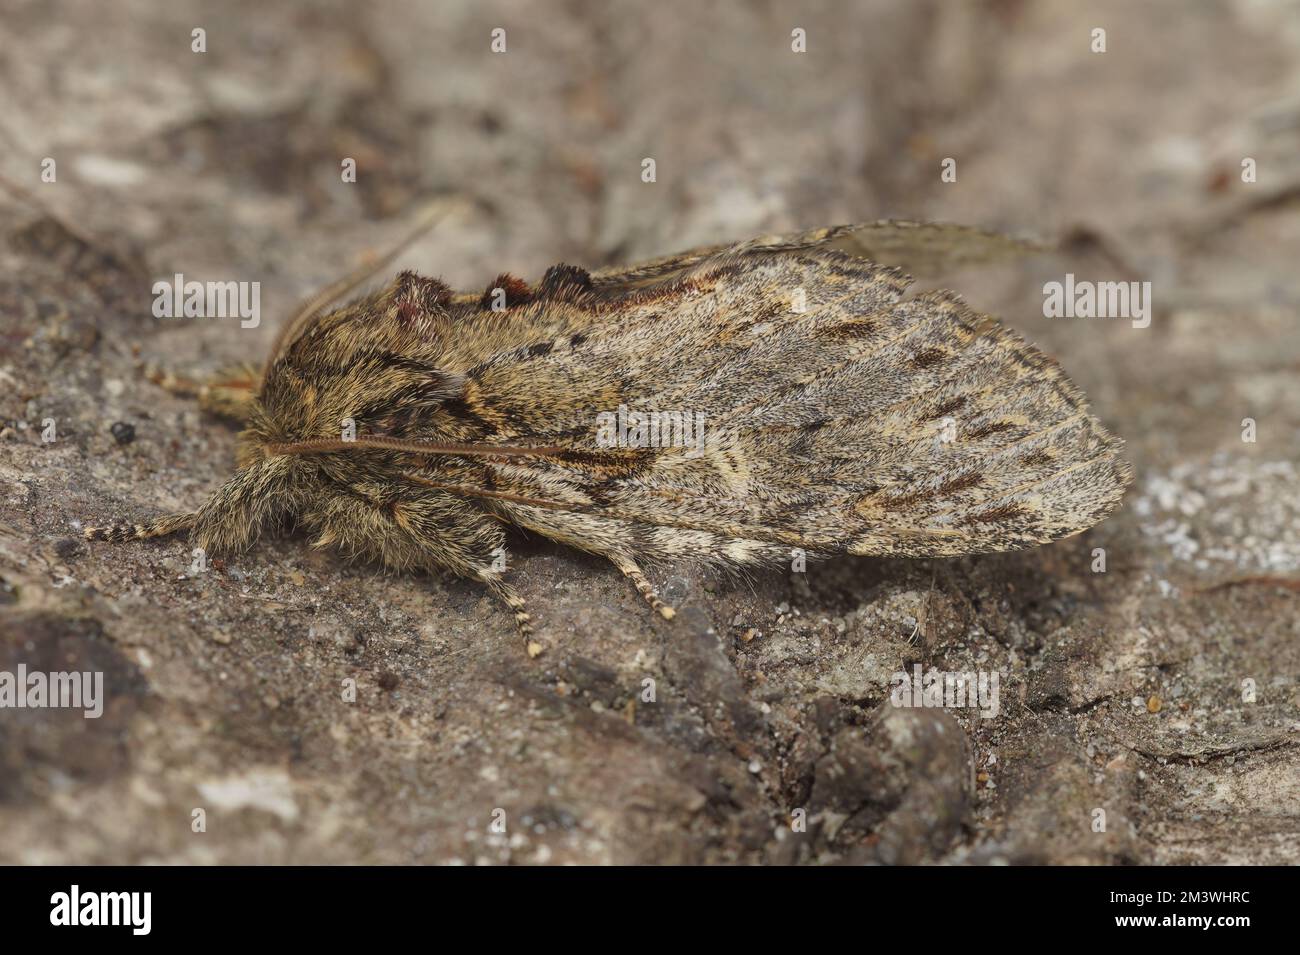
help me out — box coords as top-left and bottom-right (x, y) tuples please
(397, 300), (420, 325)
(479, 273), (534, 310)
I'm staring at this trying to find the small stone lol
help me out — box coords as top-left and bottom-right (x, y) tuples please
(211, 630), (232, 645)
(54, 537), (82, 559)
(110, 421), (136, 445)
(1146, 695), (1162, 714)
(288, 569), (305, 586)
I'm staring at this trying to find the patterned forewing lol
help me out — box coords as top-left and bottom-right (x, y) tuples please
(459, 246), (1128, 559)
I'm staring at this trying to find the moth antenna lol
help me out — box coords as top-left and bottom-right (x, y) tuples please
(262, 198), (465, 380)
(267, 437), (567, 460)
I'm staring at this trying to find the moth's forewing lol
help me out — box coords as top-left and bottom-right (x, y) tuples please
(445, 229), (1127, 565)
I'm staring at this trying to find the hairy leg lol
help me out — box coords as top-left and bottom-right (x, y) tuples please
(607, 552), (676, 620)
(144, 361), (260, 423)
(84, 365), (262, 543)
(84, 511), (195, 542)
(475, 571), (542, 657)
(85, 455), (301, 555)
(307, 485), (544, 657)
(398, 476), (679, 629)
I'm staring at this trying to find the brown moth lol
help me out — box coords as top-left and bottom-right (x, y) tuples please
(85, 220), (1131, 657)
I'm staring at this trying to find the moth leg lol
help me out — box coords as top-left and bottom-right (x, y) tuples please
(476, 570), (543, 658)
(608, 553), (676, 621)
(84, 511), (195, 543)
(144, 361), (260, 423)
(307, 487), (546, 658)
(87, 453), (303, 554)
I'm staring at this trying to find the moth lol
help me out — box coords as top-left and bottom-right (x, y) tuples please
(85, 219), (1131, 657)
